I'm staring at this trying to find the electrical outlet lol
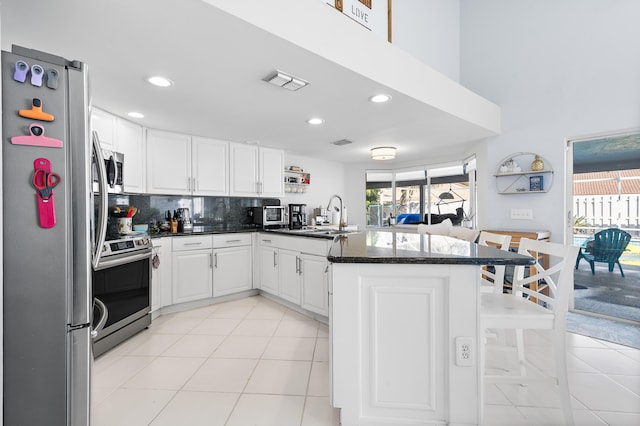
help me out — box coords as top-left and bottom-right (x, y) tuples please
(455, 337), (473, 366)
(511, 208), (533, 220)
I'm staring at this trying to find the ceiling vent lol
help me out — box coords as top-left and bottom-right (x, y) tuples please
(264, 70), (309, 91)
(331, 139), (353, 146)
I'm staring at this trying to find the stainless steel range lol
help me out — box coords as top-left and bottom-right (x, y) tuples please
(92, 232), (153, 357)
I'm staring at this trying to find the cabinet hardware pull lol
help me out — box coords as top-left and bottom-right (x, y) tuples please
(262, 239), (272, 243)
(273, 251), (277, 267)
(214, 253), (218, 268)
(226, 239), (241, 243)
(184, 242), (203, 245)
(209, 253), (213, 268)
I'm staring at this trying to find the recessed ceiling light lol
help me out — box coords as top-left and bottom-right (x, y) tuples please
(307, 118), (324, 125)
(147, 76), (174, 87)
(127, 112), (144, 119)
(369, 94), (391, 103)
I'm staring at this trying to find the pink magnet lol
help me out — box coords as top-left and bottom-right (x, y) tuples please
(10, 124), (63, 148)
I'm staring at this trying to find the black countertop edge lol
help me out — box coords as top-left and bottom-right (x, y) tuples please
(151, 227), (260, 238)
(262, 228), (339, 240)
(327, 255), (535, 265)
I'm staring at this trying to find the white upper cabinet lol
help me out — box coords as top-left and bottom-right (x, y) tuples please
(91, 107), (117, 150)
(230, 143), (284, 197)
(230, 144), (260, 196)
(259, 147), (285, 198)
(147, 131), (230, 196)
(146, 130), (192, 195)
(192, 137), (229, 196)
(116, 119), (145, 193)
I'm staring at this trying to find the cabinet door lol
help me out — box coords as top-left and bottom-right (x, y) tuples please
(229, 143), (259, 196)
(300, 254), (329, 316)
(192, 137), (228, 196)
(213, 246), (252, 297)
(172, 249), (212, 304)
(151, 237), (173, 311)
(259, 246), (279, 295)
(279, 249), (301, 305)
(259, 147), (284, 197)
(117, 119), (145, 193)
(147, 130), (191, 194)
(91, 108), (117, 150)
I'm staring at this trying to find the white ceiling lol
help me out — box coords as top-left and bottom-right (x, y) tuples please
(1, 0), (498, 165)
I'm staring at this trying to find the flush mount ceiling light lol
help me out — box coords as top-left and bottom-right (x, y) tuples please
(264, 70), (309, 91)
(147, 76), (174, 87)
(127, 112), (144, 119)
(370, 146), (396, 160)
(369, 94), (392, 103)
(307, 117), (324, 125)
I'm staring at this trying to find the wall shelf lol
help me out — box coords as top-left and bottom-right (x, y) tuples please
(495, 152), (553, 194)
(284, 168), (310, 193)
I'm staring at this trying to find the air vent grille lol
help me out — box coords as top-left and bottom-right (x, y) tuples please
(331, 139), (353, 146)
(264, 70), (309, 91)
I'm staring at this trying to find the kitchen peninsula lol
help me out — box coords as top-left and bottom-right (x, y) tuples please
(327, 230), (534, 426)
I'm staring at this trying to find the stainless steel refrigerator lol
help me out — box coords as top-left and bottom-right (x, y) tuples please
(2, 46), (93, 425)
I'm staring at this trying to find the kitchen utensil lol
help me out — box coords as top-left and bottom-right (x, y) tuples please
(32, 166), (60, 200)
(32, 157), (58, 228)
(127, 206), (137, 217)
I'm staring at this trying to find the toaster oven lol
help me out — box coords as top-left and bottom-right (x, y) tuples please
(251, 206), (287, 228)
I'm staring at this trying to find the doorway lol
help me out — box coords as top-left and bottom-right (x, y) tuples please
(568, 130), (640, 325)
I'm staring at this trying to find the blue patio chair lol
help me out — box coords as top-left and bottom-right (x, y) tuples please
(575, 228), (631, 277)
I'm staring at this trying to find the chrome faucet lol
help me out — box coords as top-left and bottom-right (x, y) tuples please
(327, 194), (344, 231)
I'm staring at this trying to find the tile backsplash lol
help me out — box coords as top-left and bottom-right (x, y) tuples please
(108, 194), (280, 227)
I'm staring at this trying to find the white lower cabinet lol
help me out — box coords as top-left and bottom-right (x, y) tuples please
(279, 249), (302, 305)
(151, 237), (173, 311)
(258, 244), (279, 295)
(172, 249), (213, 304)
(258, 234), (330, 316)
(300, 254), (329, 316)
(171, 235), (214, 304)
(213, 244), (252, 297)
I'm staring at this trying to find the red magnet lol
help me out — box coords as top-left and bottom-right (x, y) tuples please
(19, 98), (54, 122)
(32, 158), (60, 228)
(11, 124), (63, 148)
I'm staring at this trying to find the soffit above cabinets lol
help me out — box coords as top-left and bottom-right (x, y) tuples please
(1, 0), (500, 164)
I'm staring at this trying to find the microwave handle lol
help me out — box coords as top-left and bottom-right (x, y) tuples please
(92, 131), (109, 270)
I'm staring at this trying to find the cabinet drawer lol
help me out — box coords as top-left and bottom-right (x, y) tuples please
(213, 233), (252, 248)
(172, 235), (213, 251)
(257, 233), (280, 247)
(279, 236), (330, 256)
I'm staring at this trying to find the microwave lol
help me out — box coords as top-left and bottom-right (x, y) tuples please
(93, 149), (124, 193)
(251, 206), (287, 228)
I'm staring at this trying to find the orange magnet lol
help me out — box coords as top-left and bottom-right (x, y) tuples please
(18, 98), (54, 122)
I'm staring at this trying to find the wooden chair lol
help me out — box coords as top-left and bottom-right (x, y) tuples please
(575, 228), (631, 277)
(478, 231), (512, 294)
(480, 238), (580, 426)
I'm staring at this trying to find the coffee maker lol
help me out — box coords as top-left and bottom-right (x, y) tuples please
(288, 204), (307, 229)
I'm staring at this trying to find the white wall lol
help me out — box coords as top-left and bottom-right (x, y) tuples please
(283, 153), (346, 222)
(461, 0), (640, 243)
(392, 0), (460, 82)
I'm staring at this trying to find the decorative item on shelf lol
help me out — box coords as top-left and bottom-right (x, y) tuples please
(529, 175), (544, 191)
(499, 158), (520, 173)
(531, 155), (545, 171)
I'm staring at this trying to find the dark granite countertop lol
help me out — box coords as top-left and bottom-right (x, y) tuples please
(327, 230), (536, 265)
(151, 225), (260, 238)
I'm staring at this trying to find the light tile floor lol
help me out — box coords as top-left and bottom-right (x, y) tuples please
(93, 295), (640, 425)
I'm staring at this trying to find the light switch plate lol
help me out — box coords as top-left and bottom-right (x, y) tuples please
(511, 208), (533, 220)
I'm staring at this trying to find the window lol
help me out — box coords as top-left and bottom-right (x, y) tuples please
(365, 157), (476, 227)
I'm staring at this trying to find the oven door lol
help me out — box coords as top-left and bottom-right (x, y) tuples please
(92, 249), (151, 343)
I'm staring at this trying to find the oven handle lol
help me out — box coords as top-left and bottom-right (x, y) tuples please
(91, 298), (108, 339)
(92, 131), (109, 270)
(95, 249), (152, 270)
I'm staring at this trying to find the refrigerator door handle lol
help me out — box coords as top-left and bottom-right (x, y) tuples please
(91, 298), (108, 339)
(92, 131), (109, 269)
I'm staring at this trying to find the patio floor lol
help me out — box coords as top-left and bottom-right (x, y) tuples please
(573, 261), (640, 323)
